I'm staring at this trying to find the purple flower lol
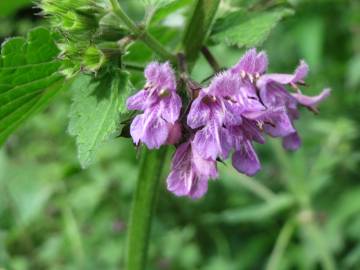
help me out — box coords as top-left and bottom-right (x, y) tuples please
(127, 50), (330, 199)
(126, 62), (182, 149)
(187, 71), (264, 161)
(231, 48), (330, 151)
(230, 48), (268, 77)
(166, 140), (218, 199)
(228, 119), (265, 176)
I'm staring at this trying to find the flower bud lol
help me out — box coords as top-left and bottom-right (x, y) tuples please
(166, 122), (182, 145)
(82, 46), (106, 72)
(60, 11), (97, 33)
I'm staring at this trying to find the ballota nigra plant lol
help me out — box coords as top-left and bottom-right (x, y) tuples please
(0, 0), (331, 269)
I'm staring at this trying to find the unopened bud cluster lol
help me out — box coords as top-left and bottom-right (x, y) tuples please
(39, 0), (128, 77)
(126, 49), (330, 199)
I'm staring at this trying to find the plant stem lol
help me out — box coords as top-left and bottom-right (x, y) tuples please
(201, 46), (221, 72)
(124, 63), (144, 72)
(109, 0), (176, 62)
(125, 147), (168, 270)
(221, 166), (276, 202)
(183, 0), (221, 67)
(266, 218), (296, 270)
(304, 220), (336, 270)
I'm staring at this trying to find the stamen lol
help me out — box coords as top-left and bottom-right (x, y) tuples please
(248, 74), (254, 83)
(159, 88), (170, 97)
(240, 70), (246, 79)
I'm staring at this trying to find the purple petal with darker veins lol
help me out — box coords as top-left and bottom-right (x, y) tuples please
(282, 132), (301, 151)
(264, 109), (296, 137)
(230, 48), (257, 74)
(166, 142), (216, 199)
(193, 123), (230, 160)
(189, 177), (209, 199)
(292, 88), (331, 107)
(191, 142), (218, 179)
(242, 119), (265, 144)
(208, 71), (242, 97)
(145, 61), (176, 91)
(232, 140), (261, 176)
(193, 126), (219, 160)
(160, 92), (182, 124)
(167, 169), (193, 197)
(126, 90), (148, 111)
(142, 112), (169, 149)
(187, 93), (211, 129)
(255, 51), (268, 74)
(130, 114), (144, 145)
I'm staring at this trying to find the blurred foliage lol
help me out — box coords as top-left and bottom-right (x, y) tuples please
(1, 0), (360, 269)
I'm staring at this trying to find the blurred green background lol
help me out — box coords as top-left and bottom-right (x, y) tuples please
(1, 0), (360, 269)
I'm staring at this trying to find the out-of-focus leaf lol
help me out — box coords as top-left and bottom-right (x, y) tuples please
(294, 17), (324, 71)
(151, 0), (192, 24)
(347, 54), (360, 88)
(204, 194), (295, 224)
(142, 0), (176, 10)
(0, 0), (31, 17)
(0, 162), (62, 228)
(211, 8), (294, 48)
(0, 27), (64, 146)
(68, 70), (132, 168)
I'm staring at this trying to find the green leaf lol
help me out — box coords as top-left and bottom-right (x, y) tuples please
(150, 0), (192, 24)
(211, 8), (294, 48)
(0, 0), (32, 17)
(0, 27), (64, 146)
(68, 70), (132, 168)
(142, 0), (177, 9)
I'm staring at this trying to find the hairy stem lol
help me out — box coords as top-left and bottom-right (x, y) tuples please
(126, 147), (168, 270)
(110, 0), (176, 62)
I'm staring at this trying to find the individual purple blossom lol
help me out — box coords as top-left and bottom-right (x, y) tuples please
(126, 61), (182, 149)
(166, 140), (218, 199)
(187, 71), (265, 162)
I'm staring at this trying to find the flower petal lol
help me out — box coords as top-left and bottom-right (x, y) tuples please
(264, 109), (296, 137)
(145, 61), (176, 91)
(232, 140), (261, 176)
(126, 90), (148, 111)
(193, 123), (230, 160)
(189, 177), (209, 199)
(187, 93), (211, 129)
(167, 169), (193, 197)
(257, 60), (309, 86)
(193, 126), (219, 160)
(160, 92), (182, 124)
(230, 48), (257, 74)
(255, 51), (268, 74)
(191, 145), (218, 179)
(142, 112), (169, 149)
(130, 114), (144, 145)
(292, 88), (331, 107)
(282, 132), (301, 151)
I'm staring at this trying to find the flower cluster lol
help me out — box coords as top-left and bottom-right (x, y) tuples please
(126, 49), (330, 199)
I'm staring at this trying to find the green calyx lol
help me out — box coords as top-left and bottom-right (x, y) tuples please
(82, 46), (106, 72)
(39, 0), (130, 77)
